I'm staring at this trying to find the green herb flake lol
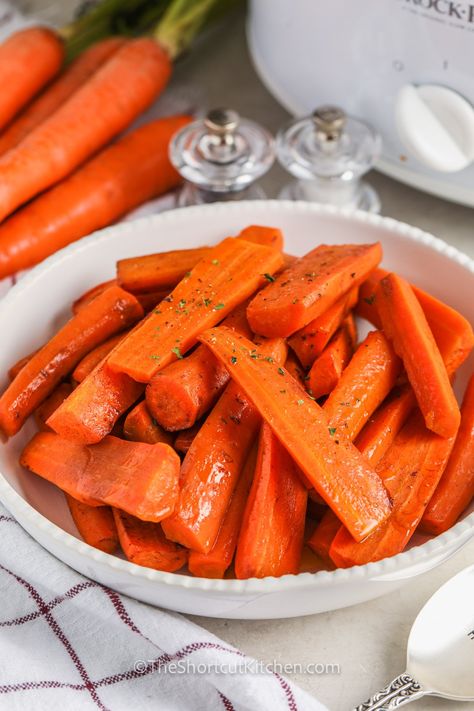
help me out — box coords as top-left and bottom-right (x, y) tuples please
(297, 399), (304, 406)
(184, 271), (192, 278)
(214, 303), (225, 311)
(154, 309), (162, 315)
(364, 295), (376, 305)
(230, 356), (237, 365)
(263, 273), (275, 282)
(278, 367), (285, 376)
(171, 346), (183, 359)
(211, 259), (220, 265)
(265, 356), (274, 363)
(203, 298), (212, 307)
(328, 427), (337, 436)
(178, 299), (187, 309)
(150, 354), (161, 361)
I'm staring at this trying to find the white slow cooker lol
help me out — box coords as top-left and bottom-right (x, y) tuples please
(248, 0), (474, 206)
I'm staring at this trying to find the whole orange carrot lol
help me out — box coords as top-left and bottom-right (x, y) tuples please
(0, 116), (190, 278)
(66, 495), (118, 554)
(0, 285), (143, 437)
(0, 27), (64, 131)
(0, 37), (123, 155)
(0, 38), (171, 222)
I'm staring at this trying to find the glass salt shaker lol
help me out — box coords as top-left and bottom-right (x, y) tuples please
(169, 108), (275, 206)
(277, 106), (382, 213)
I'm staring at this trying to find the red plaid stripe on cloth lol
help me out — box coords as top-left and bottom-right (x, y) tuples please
(0, 504), (326, 711)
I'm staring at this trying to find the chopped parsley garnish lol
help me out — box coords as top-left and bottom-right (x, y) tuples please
(263, 273), (275, 282)
(278, 367), (285, 375)
(230, 356), (237, 364)
(328, 427), (337, 436)
(211, 259), (220, 265)
(203, 298), (212, 306)
(214, 303), (225, 310)
(150, 354), (161, 360)
(297, 399), (304, 406)
(171, 346), (183, 359)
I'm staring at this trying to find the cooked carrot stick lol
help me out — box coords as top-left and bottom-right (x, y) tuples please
(288, 287), (358, 368)
(72, 279), (118, 314)
(174, 422), (201, 454)
(113, 509), (187, 572)
(8, 349), (39, 381)
(117, 247), (211, 294)
(162, 337), (287, 553)
(246, 242), (382, 338)
(330, 411), (455, 567)
(47, 358), (144, 444)
(307, 316), (356, 399)
(198, 327), (392, 542)
(0, 115), (189, 278)
(307, 509), (341, 566)
(188, 443), (258, 578)
(0, 285), (143, 437)
(135, 290), (171, 314)
(123, 400), (173, 446)
(357, 268), (474, 373)
(108, 237), (284, 383)
(237, 225), (284, 251)
(235, 422), (307, 579)
(66, 495), (118, 554)
(421, 373), (474, 534)
(34, 383), (73, 432)
(21, 432), (180, 522)
(146, 302), (252, 431)
(0, 38), (123, 156)
(0, 27), (64, 131)
(0, 38), (171, 223)
(377, 273), (460, 438)
(72, 333), (125, 383)
(322, 330), (401, 442)
(283, 351), (307, 386)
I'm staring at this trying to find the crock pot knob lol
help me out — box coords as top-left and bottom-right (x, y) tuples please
(276, 105), (381, 213)
(169, 108), (275, 206)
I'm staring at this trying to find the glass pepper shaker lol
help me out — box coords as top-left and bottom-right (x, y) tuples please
(169, 108), (275, 206)
(276, 106), (382, 213)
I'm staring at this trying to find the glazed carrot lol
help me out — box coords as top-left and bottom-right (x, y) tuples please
(135, 290), (170, 313)
(198, 327), (392, 542)
(8, 349), (39, 381)
(72, 334), (125, 383)
(356, 268), (474, 373)
(0, 38), (171, 222)
(307, 509), (341, 566)
(421, 373), (474, 534)
(288, 287), (358, 368)
(0, 38), (123, 155)
(235, 422), (307, 579)
(246, 242), (382, 337)
(146, 302), (252, 431)
(66, 495), (118, 554)
(72, 279), (118, 314)
(117, 247), (211, 294)
(34, 383), (73, 432)
(237, 224), (284, 251)
(330, 412), (455, 567)
(377, 273), (460, 438)
(284, 351), (307, 386)
(21, 433), (180, 522)
(162, 337), (287, 553)
(0, 27), (64, 131)
(108, 237), (284, 383)
(0, 115), (189, 278)
(188, 443), (258, 578)
(113, 509), (187, 572)
(307, 316), (356, 399)
(0, 285), (143, 437)
(174, 423), (201, 454)
(123, 400), (173, 446)
(322, 330), (402, 442)
(47, 358), (144, 444)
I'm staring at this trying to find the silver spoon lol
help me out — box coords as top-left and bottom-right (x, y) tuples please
(354, 564), (474, 710)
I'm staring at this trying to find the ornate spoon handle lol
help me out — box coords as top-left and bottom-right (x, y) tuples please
(353, 671), (426, 710)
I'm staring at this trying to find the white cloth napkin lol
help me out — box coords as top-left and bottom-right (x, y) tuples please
(0, 503), (326, 711)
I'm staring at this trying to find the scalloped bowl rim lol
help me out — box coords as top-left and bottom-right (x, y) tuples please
(0, 200), (472, 596)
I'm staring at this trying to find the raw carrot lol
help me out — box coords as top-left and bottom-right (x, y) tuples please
(356, 268), (474, 373)
(237, 225), (284, 251)
(288, 287), (358, 368)
(330, 411), (455, 567)
(307, 509), (341, 566)
(117, 247), (211, 294)
(123, 400), (173, 446)
(108, 237), (284, 383)
(0, 285), (143, 437)
(421, 373), (474, 534)
(72, 279), (117, 313)
(307, 316), (356, 399)
(0, 115), (189, 278)
(234, 422), (307, 579)
(21, 433), (180, 522)
(72, 333), (125, 383)
(246, 242), (382, 337)
(162, 337), (287, 553)
(113, 509), (187, 572)
(146, 302), (252, 431)
(198, 327), (392, 542)
(0, 38), (124, 156)
(66, 495), (118, 554)
(0, 38), (171, 222)
(322, 330), (402, 442)
(174, 423), (201, 454)
(34, 383), (73, 432)
(47, 358), (144, 445)
(188, 443), (258, 579)
(0, 27), (64, 131)
(377, 273), (460, 438)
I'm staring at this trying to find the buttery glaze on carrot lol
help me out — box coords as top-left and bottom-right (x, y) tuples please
(307, 315), (356, 399)
(123, 400), (174, 446)
(66, 495), (118, 554)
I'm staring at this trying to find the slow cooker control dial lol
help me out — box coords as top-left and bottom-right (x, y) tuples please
(395, 84), (474, 173)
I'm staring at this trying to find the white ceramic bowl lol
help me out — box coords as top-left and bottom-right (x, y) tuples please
(0, 201), (472, 619)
